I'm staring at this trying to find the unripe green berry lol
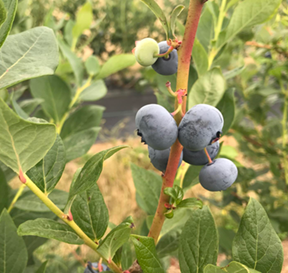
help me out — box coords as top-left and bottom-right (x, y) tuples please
(135, 38), (159, 66)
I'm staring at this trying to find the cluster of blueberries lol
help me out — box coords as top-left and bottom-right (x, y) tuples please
(134, 38), (238, 192)
(134, 38), (178, 75)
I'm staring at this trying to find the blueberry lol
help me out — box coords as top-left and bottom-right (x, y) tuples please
(178, 104), (224, 151)
(84, 262), (110, 273)
(135, 104), (178, 150)
(199, 158), (238, 191)
(152, 41), (178, 75)
(148, 146), (183, 172)
(135, 38), (159, 66)
(264, 51), (272, 59)
(183, 141), (219, 166)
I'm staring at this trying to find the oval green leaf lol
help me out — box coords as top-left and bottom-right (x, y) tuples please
(0, 27), (59, 89)
(0, 98), (56, 174)
(232, 198), (283, 273)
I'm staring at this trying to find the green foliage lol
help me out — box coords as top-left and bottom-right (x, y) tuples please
(0, 0), (7, 29)
(232, 198), (283, 273)
(179, 206), (219, 273)
(216, 88), (236, 135)
(71, 184), (109, 241)
(96, 54), (136, 80)
(131, 235), (165, 273)
(188, 67), (226, 108)
(0, 0), (286, 272)
(0, 0), (17, 48)
(30, 76), (71, 123)
(0, 98), (56, 174)
(69, 146), (128, 199)
(0, 27), (59, 89)
(27, 135), (66, 193)
(97, 217), (134, 262)
(204, 261), (261, 273)
(14, 190), (68, 212)
(18, 218), (84, 245)
(0, 167), (9, 213)
(131, 163), (162, 215)
(0, 209), (28, 273)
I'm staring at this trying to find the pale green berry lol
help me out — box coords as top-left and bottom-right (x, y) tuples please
(135, 38), (159, 66)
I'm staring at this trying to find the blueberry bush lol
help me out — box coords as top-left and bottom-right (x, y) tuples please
(0, 0), (285, 273)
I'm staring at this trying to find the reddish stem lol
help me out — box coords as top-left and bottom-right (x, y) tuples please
(147, 0), (206, 245)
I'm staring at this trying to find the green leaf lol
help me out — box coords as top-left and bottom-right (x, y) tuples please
(156, 229), (181, 258)
(69, 146), (128, 199)
(120, 242), (134, 270)
(139, 0), (168, 38)
(216, 88), (235, 135)
(232, 198), (283, 273)
(0, 209), (28, 273)
(85, 56), (100, 76)
(203, 265), (223, 273)
(179, 206), (218, 273)
(26, 135), (65, 193)
(0, 27), (59, 89)
(96, 54), (136, 80)
(182, 165), (202, 190)
(160, 209), (192, 238)
(35, 261), (48, 273)
(18, 218), (84, 245)
(79, 80), (107, 102)
(130, 163), (162, 215)
(188, 67), (226, 108)
(0, 0), (17, 48)
(63, 127), (100, 162)
(223, 66), (245, 80)
(11, 98), (29, 119)
(131, 235), (165, 273)
(196, 7), (214, 52)
(0, 0), (7, 28)
(0, 166), (9, 213)
(30, 75), (71, 123)
(98, 217), (134, 262)
(61, 105), (104, 161)
(19, 98), (44, 115)
(0, 98), (56, 174)
(58, 38), (83, 86)
(71, 184), (109, 241)
(217, 0), (282, 50)
(61, 105), (104, 139)
(72, 2), (93, 43)
(64, 20), (75, 47)
(204, 262), (261, 273)
(177, 198), (203, 209)
(14, 189), (68, 212)
(170, 5), (185, 37)
(192, 38), (209, 77)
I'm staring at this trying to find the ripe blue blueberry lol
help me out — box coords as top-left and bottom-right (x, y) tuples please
(152, 41), (178, 75)
(84, 262), (110, 273)
(183, 141), (219, 166)
(178, 104), (224, 151)
(148, 146), (183, 172)
(199, 158), (238, 191)
(135, 38), (159, 66)
(135, 104), (178, 150)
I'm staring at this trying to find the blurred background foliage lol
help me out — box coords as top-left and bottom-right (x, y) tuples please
(3, 0), (288, 271)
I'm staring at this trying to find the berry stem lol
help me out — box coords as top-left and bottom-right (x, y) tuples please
(204, 147), (213, 164)
(147, 0), (206, 245)
(154, 45), (174, 58)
